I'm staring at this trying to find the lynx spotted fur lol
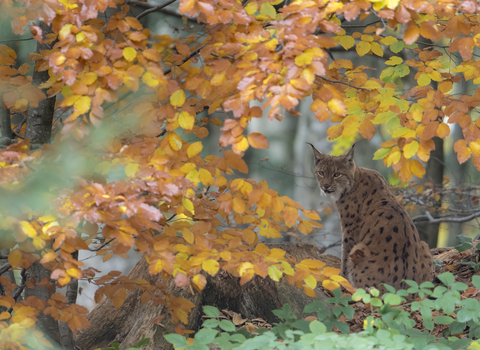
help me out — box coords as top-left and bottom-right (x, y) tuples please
(310, 145), (434, 290)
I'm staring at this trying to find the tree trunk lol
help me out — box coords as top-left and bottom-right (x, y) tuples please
(24, 262), (61, 346)
(417, 136), (444, 248)
(76, 243), (340, 350)
(25, 22), (56, 145)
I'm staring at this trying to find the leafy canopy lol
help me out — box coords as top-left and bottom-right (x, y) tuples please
(1, 0), (480, 347)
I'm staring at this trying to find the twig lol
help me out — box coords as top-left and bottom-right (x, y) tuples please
(6, 269), (26, 313)
(136, 0), (178, 20)
(342, 20), (381, 28)
(412, 210), (480, 224)
(316, 75), (370, 91)
(164, 43), (207, 75)
(88, 238), (116, 252)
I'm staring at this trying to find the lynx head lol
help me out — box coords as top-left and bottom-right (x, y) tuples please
(309, 144), (356, 201)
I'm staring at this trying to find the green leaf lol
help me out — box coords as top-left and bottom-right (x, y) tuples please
(455, 242), (472, 252)
(203, 306), (219, 317)
(370, 298), (383, 307)
(386, 117), (400, 134)
(394, 64), (410, 77)
(373, 148), (391, 160)
(473, 275), (480, 289)
(230, 334), (246, 343)
(136, 338), (149, 347)
(383, 293), (401, 306)
(457, 308), (474, 323)
(304, 300), (325, 313)
(260, 2), (276, 19)
(334, 321), (350, 334)
(457, 233), (473, 244)
(218, 320), (236, 332)
(451, 282), (468, 292)
(434, 316), (454, 325)
(202, 319), (219, 328)
(343, 306), (355, 320)
(437, 272), (455, 287)
(390, 41), (405, 53)
(194, 328), (218, 345)
(164, 334), (188, 348)
(448, 321), (466, 335)
(372, 111), (396, 124)
(309, 320), (326, 335)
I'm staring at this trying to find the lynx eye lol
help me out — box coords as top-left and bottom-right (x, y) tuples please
(317, 171), (324, 177)
(333, 172), (341, 178)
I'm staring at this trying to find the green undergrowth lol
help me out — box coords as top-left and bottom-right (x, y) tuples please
(162, 272), (480, 350)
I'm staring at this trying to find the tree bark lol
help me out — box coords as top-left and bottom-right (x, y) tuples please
(24, 262), (61, 346)
(76, 243), (340, 350)
(417, 136), (444, 248)
(25, 22), (56, 145)
(0, 107), (13, 139)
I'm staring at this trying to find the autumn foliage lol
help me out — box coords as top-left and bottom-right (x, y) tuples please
(1, 0), (480, 347)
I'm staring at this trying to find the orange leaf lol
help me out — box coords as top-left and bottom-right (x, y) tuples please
(403, 22), (419, 45)
(282, 206), (298, 228)
(112, 288), (127, 308)
(8, 248), (22, 267)
(454, 139), (472, 164)
(358, 120), (375, 140)
(436, 123), (450, 139)
(247, 133), (269, 149)
(182, 228), (194, 244)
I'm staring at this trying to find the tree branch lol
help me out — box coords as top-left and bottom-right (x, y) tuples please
(316, 75), (370, 91)
(164, 43), (208, 75)
(136, 0), (178, 20)
(412, 210), (480, 224)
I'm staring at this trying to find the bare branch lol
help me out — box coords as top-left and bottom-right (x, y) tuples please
(136, 0), (178, 20)
(412, 210), (480, 224)
(316, 75), (370, 91)
(6, 268), (26, 313)
(164, 43), (208, 75)
(88, 238), (116, 252)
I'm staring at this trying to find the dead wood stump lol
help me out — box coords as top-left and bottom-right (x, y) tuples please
(76, 243), (340, 350)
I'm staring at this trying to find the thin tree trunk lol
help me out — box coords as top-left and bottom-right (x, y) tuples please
(59, 252), (78, 350)
(417, 137), (444, 248)
(0, 107), (13, 140)
(24, 261), (61, 346)
(25, 22), (56, 145)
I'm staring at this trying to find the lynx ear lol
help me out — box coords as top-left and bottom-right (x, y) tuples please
(307, 143), (324, 165)
(343, 144), (355, 165)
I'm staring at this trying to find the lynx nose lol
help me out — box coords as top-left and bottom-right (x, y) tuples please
(323, 184), (331, 190)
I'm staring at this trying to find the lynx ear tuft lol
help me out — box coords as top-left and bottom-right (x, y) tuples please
(343, 145), (355, 165)
(307, 142), (323, 165)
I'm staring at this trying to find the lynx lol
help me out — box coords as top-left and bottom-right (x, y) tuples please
(310, 144), (434, 291)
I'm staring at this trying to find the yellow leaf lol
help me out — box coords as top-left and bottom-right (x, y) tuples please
(381, 36), (398, 45)
(125, 163), (139, 177)
(322, 279), (340, 291)
(178, 111), (194, 130)
(170, 90), (186, 107)
(268, 265), (283, 282)
(470, 140), (480, 157)
(182, 198), (194, 214)
(356, 41), (371, 56)
(339, 36), (355, 50)
(198, 168), (214, 186)
(280, 261), (294, 276)
(192, 274), (207, 291)
(385, 56), (403, 65)
(202, 259), (219, 276)
(182, 228), (194, 244)
(427, 70), (442, 82)
(169, 132), (182, 150)
(417, 73), (431, 86)
(304, 274), (317, 289)
(403, 141), (418, 159)
(149, 259), (164, 274)
(258, 227), (282, 238)
(245, 1), (258, 15)
(74, 96), (91, 115)
(410, 159), (425, 178)
(123, 47), (137, 62)
(187, 141), (203, 158)
(238, 262), (253, 276)
(370, 42), (383, 57)
(80, 72), (98, 85)
(260, 2), (276, 19)
(21, 221), (37, 238)
(295, 52), (313, 66)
